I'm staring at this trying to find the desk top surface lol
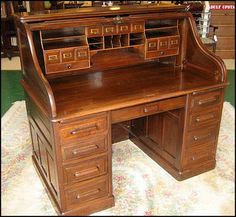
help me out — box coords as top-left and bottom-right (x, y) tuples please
(49, 61), (222, 121)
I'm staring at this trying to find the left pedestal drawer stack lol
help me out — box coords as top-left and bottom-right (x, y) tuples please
(54, 112), (114, 215)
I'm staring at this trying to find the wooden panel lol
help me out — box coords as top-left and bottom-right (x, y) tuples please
(215, 50), (235, 59)
(131, 22), (144, 33)
(216, 37), (235, 51)
(63, 155), (108, 184)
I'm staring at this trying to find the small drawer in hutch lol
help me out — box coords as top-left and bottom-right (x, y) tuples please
(65, 175), (109, 209)
(103, 25), (117, 35)
(131, 22), (144, 33)
(117, 23), (130, 34)
(75, 47), (89, 60)
(158, 38), (169, 50)
(61, 48), (75, 62)
(156, 49), (178, 58)
(190, 89), (223, 112)
(169, 36), (179, 49)
(146, 39), (158, 51)
(46, 60), (90, 74)
(86, 26), (103, 37)
(63, 155), (108, 184)
(45, 50), (60, 64)
(59, 113), (108, 144)
(61, 136), (108, 161)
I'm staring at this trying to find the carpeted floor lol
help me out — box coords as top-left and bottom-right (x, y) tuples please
(1, 101), (235, 216)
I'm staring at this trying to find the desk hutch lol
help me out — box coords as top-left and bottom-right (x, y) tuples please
(14, 3), (228, 216)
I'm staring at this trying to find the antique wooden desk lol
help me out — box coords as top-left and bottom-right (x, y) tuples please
(14, 4), (228, 216)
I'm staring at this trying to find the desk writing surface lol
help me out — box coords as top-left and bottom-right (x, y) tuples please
(49, 61), (221, 120)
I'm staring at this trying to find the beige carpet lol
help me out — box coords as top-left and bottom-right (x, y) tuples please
(1, 101), (235, 216)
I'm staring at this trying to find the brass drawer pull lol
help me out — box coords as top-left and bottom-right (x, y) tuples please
(76, 188), (100, 200)
(148, 42), (156, 48)
(120, 25), (128, 31)
(48, 55), (58, 61)
(70, 124), (98, 135)
(90, 29), (99, 34)
(72, 144), (99, 155)
(74, 166), (99, 177)
(77, 51), (87, 57)
(105, 27), (114, 33)
(160, 51), (165, 55)
(195, 114), (215, 122)
(198, 96), (218, 105)
(160, 41), (168, 46)
(193, 133), (211, 141)
(134, 24), (142, 30)
(66, 64), (72, 69)
(63, 53), (72, 59)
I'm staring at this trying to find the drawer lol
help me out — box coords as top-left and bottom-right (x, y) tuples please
(188, 107), (221, 130)
(44, 50), (60, 64)
(63, 155), (108, 184)
(111, 96), (186, 123)
(117, 23), (130, 34)
(186, 126), (218, 147)
(65, 175), (109, 209)
(158, 38), (168, 50)
(131, 22), (144, 33)
(86, 26), (103, 37)
(75, 47), (89, 60)
(61, 136), (108, 161)
(146, 39), (158, 51)
(45, 60), (90, 74)
(61, 48), (75, 62)
(156, 49), (178, 58)
(103, 25), (117, 35)
(59, 113), (108, 144)
(190, 89), (223, 112)
(184, 140), (216, 166)
(169, 36), (180, 49)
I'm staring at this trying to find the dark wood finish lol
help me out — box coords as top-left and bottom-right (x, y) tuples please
(14, 3), (228, 216)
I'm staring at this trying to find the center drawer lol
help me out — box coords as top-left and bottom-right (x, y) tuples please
(111, 96), (186, 123)
(63, 154), (108, 184)
(59, 113), (108, 144)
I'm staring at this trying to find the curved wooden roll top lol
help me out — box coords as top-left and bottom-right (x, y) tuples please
(14, 4), (227, 120)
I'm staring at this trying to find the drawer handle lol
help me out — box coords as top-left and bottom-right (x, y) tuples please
(196, 114), (215, 122)
(72, 144), (99, 155)
(74, 166), (99, 177)
(143, 105), (158, 113)
(148, 42), (156, 48)
(48, 55), (58, 61)
(90, 29), (99, 34)
(70, 124), (98, 135)
(193, 133), (211, 141)
(191, 156), (195, 161)
(76, 188), (100, 200)
(134, 24), (142, 30)
(160, 51), (164, 55)
(66, 64), (72, 69)
(105, 27), (114, 33)
(160, 41), (168, 46)
(77, 51), (87, 57)
(120, 25), (128, 31)
(198, 96), (218, 105)
(63, 53), (72, 59)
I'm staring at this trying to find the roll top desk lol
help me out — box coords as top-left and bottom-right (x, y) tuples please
(14, 4), (228, 216)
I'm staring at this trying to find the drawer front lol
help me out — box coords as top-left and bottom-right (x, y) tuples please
(61, 49), (75, 62)
(61, 136), (108, 161)
(59, 113), (108, 144)
(169, 36), (180, 49)
(185, 141), (216, 167)
(45, 51), (60, 64)
(131, 22), (144, 33)
(188, 108), (221, 130)
(146, 39), (158, 51)
(186, 126), (218, 147)
(190, 89), (223, 112)
(117, 23), (130, 34)
(46, 60), (90, 74)
(63, 155), (108, 184)
(75, 47), (89, 60)
(112, 96), (186, 123)
(104, 25), (117, 35)
(158, 38), (169, 50)
(86, 26), (103, 37)
(156, 49), (178, 58)
(65, 175), (109, 209)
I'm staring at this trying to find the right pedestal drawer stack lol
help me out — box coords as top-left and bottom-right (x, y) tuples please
(182, 88), (224, 175)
